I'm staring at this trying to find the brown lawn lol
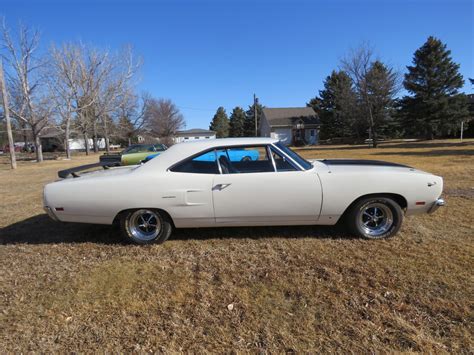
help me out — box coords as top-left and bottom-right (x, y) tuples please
(0, 139), (473, 352)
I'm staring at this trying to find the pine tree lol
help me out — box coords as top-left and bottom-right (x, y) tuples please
(365, 61), (399, 139)
(209, 107), (230, 138)
(244, 102), (264, 136)
(401, 36), (468, 139)
(229, 106), (246, 137)
(308, 70), (359, 140)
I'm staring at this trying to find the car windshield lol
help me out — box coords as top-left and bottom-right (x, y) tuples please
(275, 142), (312, 170)
(154, 144), (167, 151)
(124, 144), (156, 154)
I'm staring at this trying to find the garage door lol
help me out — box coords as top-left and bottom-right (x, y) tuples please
(271, 128), (291, 145)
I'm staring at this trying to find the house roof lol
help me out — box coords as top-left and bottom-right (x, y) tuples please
(262, 107), (320, 126)
(176, 128), (216, 136)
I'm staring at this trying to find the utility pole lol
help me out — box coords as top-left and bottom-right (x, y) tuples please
(254, 93), (258, 137)
(0, 60), (16, 169)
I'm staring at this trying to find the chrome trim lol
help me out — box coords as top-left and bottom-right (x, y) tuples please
(267, 145), (277, 172)
(43, 206), (59, 221)
(428, 198), (445, 214)
(270, 144), (303, 171)
(215, 149), (223, 175)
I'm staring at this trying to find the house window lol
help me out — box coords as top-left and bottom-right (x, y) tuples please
(184, 137), (189, 140)
(205, 136), (210, 139)
(195, 137), (200, 139)
(310, 130), (315, 137)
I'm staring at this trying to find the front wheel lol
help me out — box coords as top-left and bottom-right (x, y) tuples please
(120, 209), (173, 244)
(346, 197), (403, 239)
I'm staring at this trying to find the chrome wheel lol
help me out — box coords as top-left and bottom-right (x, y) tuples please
(357, 203), (394, 238)
(127, 209), (161, 242)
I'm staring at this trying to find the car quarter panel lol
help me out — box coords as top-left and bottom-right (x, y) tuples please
(44, 170), (217, 227)
(316, 165), (443, 224)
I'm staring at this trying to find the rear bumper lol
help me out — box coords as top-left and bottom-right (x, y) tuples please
(428, 198), (445, 214)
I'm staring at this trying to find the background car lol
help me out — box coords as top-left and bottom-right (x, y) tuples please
(142, 146), (259, 164)
(100, 144), (167, 166)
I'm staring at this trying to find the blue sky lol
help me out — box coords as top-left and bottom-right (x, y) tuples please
(1, 0), (473, 128)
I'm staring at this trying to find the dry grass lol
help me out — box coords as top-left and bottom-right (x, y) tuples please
(0, 140), (473, 353)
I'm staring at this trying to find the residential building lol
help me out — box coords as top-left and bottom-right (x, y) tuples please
(173, 128), (216, 143)
(260, 107), (320, 146)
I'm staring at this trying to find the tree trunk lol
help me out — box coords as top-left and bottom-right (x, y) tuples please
(33, 132), (43, 162)
(427, 125), (434, 140)
(371, 126), (378, 148)
(64, 119), (71, 159)
(93, 135), (98, 153)
(128, 137), (132, 146)
(92, 121), (99, 153)
(84, 132), (90, 155)
(20, 121), (28, 150)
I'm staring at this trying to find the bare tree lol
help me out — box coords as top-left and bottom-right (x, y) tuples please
(1, 20), (52, 161)
(48, 43), (84, 159)
(114, 91), (150, 146)
(145, 98), (185, 145)
(341, 44), (378, 146)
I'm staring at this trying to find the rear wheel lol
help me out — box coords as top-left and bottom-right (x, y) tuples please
(120, 209), (173, 244)
(346, 197), (403, 239)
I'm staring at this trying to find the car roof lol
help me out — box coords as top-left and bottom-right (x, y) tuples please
(137, 137), (278, 172)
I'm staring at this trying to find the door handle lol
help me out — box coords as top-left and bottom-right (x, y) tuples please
(213, 183), (231, 191)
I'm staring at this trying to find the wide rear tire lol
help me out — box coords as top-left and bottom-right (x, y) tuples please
(346, 196), (403, 239)
(120, 209), (173, 245)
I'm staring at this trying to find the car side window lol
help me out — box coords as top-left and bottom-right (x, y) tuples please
(270, 147), (298, 172)
(170, 149), (223, 174)
(219, 146), (274, 174)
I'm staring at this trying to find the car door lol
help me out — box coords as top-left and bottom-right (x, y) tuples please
(212, 145), (322, 225)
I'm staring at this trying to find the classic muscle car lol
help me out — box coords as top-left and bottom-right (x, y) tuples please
(43, 138), (445, 244)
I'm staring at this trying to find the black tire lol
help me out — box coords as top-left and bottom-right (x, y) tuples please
(346, 196), (403, 239)
(120, 209), (173, 245)
(241, 156), (252, 161)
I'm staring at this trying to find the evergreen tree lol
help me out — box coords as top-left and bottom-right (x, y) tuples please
(244, 102), (264, 136)
(309, 70), (358, 140)
(229, 106), (246, 137)
(365, 61), (399, 139)
(401, 36), (468, 139)
(209, 106), (230, 138)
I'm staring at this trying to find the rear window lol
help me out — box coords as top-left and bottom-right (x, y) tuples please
(170, 149), (222, 174)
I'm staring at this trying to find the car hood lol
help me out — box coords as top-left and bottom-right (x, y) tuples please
(310, 158), (433, 175)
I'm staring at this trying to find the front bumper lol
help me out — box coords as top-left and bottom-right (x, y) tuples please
(43, 206), (59, 221)
(428, 198), (445, 214)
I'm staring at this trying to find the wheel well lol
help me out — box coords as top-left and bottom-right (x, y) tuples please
(113, 208), (175, 228)
(341, 193), (408, 219)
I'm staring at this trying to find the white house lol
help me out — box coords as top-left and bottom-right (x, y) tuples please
(260, 107), (320, 146)
(173, 128), (216, 144)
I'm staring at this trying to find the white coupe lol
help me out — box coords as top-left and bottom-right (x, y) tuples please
(43, 138), (445, 244)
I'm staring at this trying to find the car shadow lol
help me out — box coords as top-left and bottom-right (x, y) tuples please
(0, 214), (352, 245)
